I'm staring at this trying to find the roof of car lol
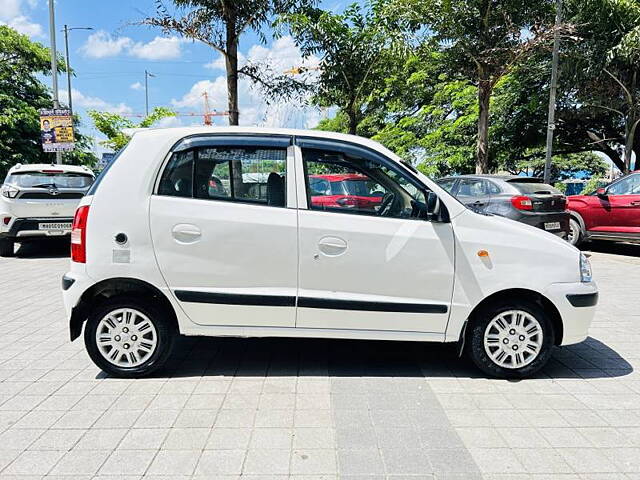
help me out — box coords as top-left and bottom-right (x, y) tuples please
(310, 173), (368, 182)
(438, 174), (543, 182)
(8, 163), (94, 175)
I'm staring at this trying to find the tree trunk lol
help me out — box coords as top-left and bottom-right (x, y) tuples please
(476, 79), (491, 174)
(348, 111), (357, 135)
(225, 20), (239, 126)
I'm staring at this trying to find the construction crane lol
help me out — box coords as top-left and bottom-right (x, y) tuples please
(202, 92), (213, 125)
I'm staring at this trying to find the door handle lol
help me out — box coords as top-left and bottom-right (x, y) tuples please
(630, 201), (640, 206)
(318, 236), (347, 256)
(172, 224), (202, 243)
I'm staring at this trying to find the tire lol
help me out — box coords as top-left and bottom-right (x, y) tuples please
(0, 238), (14, 257)
(84, 296), (176, 378)
(568, 218), (583, 247)
(467, 300), (555, 379)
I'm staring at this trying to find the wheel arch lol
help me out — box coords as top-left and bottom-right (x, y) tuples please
(464, 288), (563, 347)
(70, 277), (179, 341)
(568, 210), (586, 233)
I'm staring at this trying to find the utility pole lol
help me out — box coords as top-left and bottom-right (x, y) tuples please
(62, 25), (93, 113)
(543, 0), (563, 184)
(144, 70), (155, 117)
(48, 0), (62, 164)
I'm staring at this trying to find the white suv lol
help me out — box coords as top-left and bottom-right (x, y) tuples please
(62, 127), (598, 379)
(1, 163), (95, 256)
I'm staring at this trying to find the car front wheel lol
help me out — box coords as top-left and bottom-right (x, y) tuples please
(568, 218), (583, 247)
(84, 297), (176, 378)
(467, 300), (555, 379)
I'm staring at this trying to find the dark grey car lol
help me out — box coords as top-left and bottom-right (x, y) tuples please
(437, 175), (570, 239)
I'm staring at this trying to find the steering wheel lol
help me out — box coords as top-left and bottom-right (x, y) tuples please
(377, 192), (395, 216)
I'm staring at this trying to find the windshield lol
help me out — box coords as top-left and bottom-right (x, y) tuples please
(510, 182), (562, 195)
(5, 172), (94, 189)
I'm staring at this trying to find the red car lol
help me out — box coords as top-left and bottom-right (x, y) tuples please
(309, 173), (383, 210)
(567, 171), (640, 246)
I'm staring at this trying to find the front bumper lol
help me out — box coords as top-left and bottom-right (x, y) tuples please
(544, 281), (598, 346)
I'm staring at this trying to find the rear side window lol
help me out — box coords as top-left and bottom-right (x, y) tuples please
(157, 145), (287, 207)
(510, 182), (561, 195)
(158, 150), (194, 197)
(457, 178), (488, 196)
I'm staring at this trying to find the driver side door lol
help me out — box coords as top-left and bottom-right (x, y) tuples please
(295, 139), (455, 334)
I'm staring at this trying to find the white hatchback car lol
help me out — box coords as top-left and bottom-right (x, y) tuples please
(62, 127), (598, 379)
(1, 163), (95, 256)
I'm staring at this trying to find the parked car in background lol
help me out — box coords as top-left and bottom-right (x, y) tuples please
(437, 175), (570, 239)
(566, 171), (640, 246)
(62, 127), (597, 380)
(309, 173), (383, 210)
(0, 164), (95, 257)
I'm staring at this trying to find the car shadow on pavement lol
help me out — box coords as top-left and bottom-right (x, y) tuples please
(113, 334), (632, 381)
(14, 238), (70, 258)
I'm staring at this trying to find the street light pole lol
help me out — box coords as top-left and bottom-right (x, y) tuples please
(48, 0), (62, 164)
(543, 0), (563, 184)
(62, 25), (93, 113)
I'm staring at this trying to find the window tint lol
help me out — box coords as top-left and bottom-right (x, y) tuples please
(458, 178), (487, 196)
(6, 172), (94, 189)
(607, 174), (640, 195)
(486, 180), (501, 194)
(158, 150), (194, 197)
(302, 147), (426, 219)
(194, 146), (287, 206)
(437, 178), (456, 193)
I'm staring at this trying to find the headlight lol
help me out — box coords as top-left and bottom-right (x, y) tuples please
(580, 253), (592, 283)
(0, 185), (19, 198)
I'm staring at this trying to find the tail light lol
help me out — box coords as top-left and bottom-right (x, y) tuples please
(71, 206), (89, 263)
(511, 195), (533, 211)
(336, 197), (358, 208)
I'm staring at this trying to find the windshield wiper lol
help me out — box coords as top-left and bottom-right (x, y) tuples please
(30, 183), (58, 189)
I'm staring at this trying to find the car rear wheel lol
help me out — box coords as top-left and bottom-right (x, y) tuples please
(467, 300), (555, 379)
(0, 238), (14, 257)
(84, 297), (175, 378)
(568, 218), (583, 247)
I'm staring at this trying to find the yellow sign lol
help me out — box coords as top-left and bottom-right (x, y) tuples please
(39, 108), (75, 152)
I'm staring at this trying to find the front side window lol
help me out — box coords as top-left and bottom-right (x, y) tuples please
(607, 174), (640, 195)
(302, 147), (426, 219)
(437, 178), (456, 193)
(158, 146), (287, 207)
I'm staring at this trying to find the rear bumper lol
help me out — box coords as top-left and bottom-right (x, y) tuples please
(514, 211), (570, 237)
(544, 281), (598, 346)
(0, 217), (73, 239)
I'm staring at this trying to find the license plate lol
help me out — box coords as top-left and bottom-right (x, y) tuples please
(544, 222), (561, 231)
(38, 222), (71, 231)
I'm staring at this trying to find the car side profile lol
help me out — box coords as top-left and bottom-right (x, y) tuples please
(0, 163), (95, 256)
(437, 175), (570, 239)
(62, 127), (597, 379)
(566, 171), (640, 246)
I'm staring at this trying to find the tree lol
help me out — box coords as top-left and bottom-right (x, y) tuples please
(141, 0), (315, 126)
(88, 107), (176, 151)
(387, 0), (560, 174)
(0, 26), (56, 178)
(281, 2), (397, 134)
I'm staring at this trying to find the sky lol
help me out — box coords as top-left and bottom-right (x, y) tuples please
(0, 0), (346, 154)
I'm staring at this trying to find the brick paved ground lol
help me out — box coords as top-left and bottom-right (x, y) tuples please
(0, 239), (639, 479)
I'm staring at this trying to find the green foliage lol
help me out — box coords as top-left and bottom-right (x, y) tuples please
(554, 181), (567, 193)
(88, 107), (176, 151)
(0, 26), (54, 178)
(281, 1), (398, 134)
(582, 176), (607, 195)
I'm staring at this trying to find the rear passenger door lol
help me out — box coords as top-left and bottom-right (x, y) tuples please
(456, 178), (493, 213)
(150, 136), (298, 328)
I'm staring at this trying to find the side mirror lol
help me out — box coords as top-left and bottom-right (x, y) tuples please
(425, 191), (450, 223)
(596, 187), (607, 198)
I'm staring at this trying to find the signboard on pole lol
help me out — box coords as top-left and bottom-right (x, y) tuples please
(39, 108), (75, 152)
